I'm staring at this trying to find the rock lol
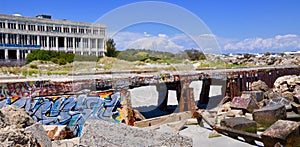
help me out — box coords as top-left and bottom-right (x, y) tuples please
(241, 91), (264, 102)
(253, 104), (286, 128)
(185, 118), (198, 125)
(0, 126), (36, 147)
(0, 105), (37, 146)
(218, 102), (231, 113)
(291, 102), (300, 114)
(0, 105), (34, 128)
(282, 91), (294, 101)
(230, 97), (259, 113)
(250, 80), (269, 92)
(266, 97), (292, 110)
(80, 120), (193, 147)
(220, 117), (257, 133)
(25, 123), (51, 147)
(264, 89), (282, 99)
(43, 125), (75, 140)
(226, 111), (236, 117)
(261, 120), (300, 147)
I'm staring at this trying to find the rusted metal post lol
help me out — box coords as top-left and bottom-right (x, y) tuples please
(156, 84), (168, 111)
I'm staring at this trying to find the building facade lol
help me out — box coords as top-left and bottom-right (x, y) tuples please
(0, 14), (106, 61)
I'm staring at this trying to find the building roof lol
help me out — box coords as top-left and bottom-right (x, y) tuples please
(0, 14), (105, 28)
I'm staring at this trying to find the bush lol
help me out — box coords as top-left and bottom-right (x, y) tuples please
(29, 64), (38, 69)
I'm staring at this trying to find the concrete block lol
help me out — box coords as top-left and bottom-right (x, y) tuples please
(220, 117), (257, 133)
(241, 91), (264, 102)
(253, 104), (286, 128)
(261, 120), (300, 147)
(231, 97), (259, 113)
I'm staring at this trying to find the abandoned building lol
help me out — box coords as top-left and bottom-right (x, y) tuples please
(0, 14), (106, 61)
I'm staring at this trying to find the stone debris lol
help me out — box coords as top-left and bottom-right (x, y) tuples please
(250, 80), (269, 92)
(208, 130), (221, 138)
(253, 104), (286, 128)
(80, 119), (193, 147)
(43, 125), (75, 140)
(241, 91), (264, 102)
(261, 120), (300, 147)
(230, 97), (259, 113)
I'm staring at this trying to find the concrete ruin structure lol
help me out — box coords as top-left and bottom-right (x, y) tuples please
(0, 14), (106, 61)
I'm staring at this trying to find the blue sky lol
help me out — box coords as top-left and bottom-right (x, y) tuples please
(1, 0), (300, 53)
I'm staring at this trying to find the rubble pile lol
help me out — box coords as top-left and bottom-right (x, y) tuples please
(211, 75), (300, 146)
(225, 54), (300, 66)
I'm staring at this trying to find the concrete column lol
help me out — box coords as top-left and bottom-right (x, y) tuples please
(27, 35), (30, 45)
(88, 38), (91, 55)
(56, 37), (58, 51)
(95, 38), (98, 56)
(80, 38), (83, 55)
(46, 36), (50, 50)
(4, 49), (8, 60)
(16, 34), (20, 44)
(25, 22), (28, 30)
(64, 37), (67, 51)
(5, 34), (8, 44)
(73, 37), (76, 53)
(16, 21), (19, 30)
(5, 20), (8, 29)
(37, 36), (40, 46)
(16, 49), (20, 60)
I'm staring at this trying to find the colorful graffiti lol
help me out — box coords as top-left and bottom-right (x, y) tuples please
(0, 91), (126, 136)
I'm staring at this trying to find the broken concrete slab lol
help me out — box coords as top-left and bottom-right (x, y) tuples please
(261, 120), (300, 147)
(253, 104), (286, 128)
(241, 91), (264, 102)
(25, 123), (51, 147)
(231, 97), (259, 113)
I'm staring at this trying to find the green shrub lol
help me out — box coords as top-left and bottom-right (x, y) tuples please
(29, 64), (38, 69)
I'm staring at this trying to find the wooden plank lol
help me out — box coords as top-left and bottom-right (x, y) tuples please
(134, 111), (192, 128)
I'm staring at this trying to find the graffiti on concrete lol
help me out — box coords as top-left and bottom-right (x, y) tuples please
(0, 91), (125, 136)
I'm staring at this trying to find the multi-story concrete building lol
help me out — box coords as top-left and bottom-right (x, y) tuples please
(0, 14), (106, 61)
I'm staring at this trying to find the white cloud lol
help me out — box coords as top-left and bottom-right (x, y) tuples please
(158, 33), (168, 38)
(112, 31), (300, 54)
(223, 34), (300, 52)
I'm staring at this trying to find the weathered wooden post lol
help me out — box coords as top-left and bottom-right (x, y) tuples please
(198, 76), (211, 108)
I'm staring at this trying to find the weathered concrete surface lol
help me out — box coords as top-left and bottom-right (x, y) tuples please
(231, 97), (259, 113)
(253, 104), (286, 128)
(80, 120), (193, 147)
(261, 120), (300, 147)
(220, 117), (257, 133)
(25, 123), (52, 147)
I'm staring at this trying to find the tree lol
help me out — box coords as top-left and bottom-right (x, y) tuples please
(105, 38), (119, 57)
(184, 49), (206, 61)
